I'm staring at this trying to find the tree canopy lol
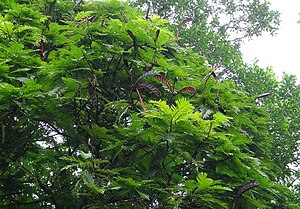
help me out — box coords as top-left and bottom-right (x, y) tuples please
(0, 0), (299, 208)
(131, 0), (300, 190)
(130, 0), (280, 74)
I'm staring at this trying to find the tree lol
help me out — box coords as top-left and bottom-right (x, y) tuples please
(129, 0), (280, 75)
(235, 63), (300, 192)
(0, 0), (298, 208)
(131, 0), (300, 192)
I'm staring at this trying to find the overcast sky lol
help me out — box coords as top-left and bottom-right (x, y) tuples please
(241, 0), (300, 80)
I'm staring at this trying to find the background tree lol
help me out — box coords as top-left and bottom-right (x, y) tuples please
(0, 0), (298, 208)
(129, 0), (280, 74)
(235, 63), (300, 192)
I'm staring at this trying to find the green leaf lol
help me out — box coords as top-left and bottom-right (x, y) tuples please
(23, 79), (42, 92)
(75, 11), (94, 21)
(136, 190), (150, 200)
(62, 77), (79, 90)
(82, 170), (103, 194)
(79, 151), (92, 160)
(196, 172), (213, 190)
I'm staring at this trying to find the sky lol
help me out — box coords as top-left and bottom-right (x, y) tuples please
(241, 0), (300, 80)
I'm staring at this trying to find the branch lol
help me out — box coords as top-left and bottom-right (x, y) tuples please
(145, 1), (151, 19)
(39, 119), (71, 139)
(48, 0), (57, 16)
(15, 159), (60, 208)
(192, 121), (213, 158)
(202, 63), (222, 91)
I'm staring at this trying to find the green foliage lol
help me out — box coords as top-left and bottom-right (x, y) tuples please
(130, 0), (280, 75)
(0, 0), (298, 208)
(129, 0), (300, 203)
(235, 63), (300, 192)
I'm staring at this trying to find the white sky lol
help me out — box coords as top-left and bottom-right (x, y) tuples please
(241, 0), (300, 80)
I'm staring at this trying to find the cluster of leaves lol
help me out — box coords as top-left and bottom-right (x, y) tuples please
(0, 0), (298, 208)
